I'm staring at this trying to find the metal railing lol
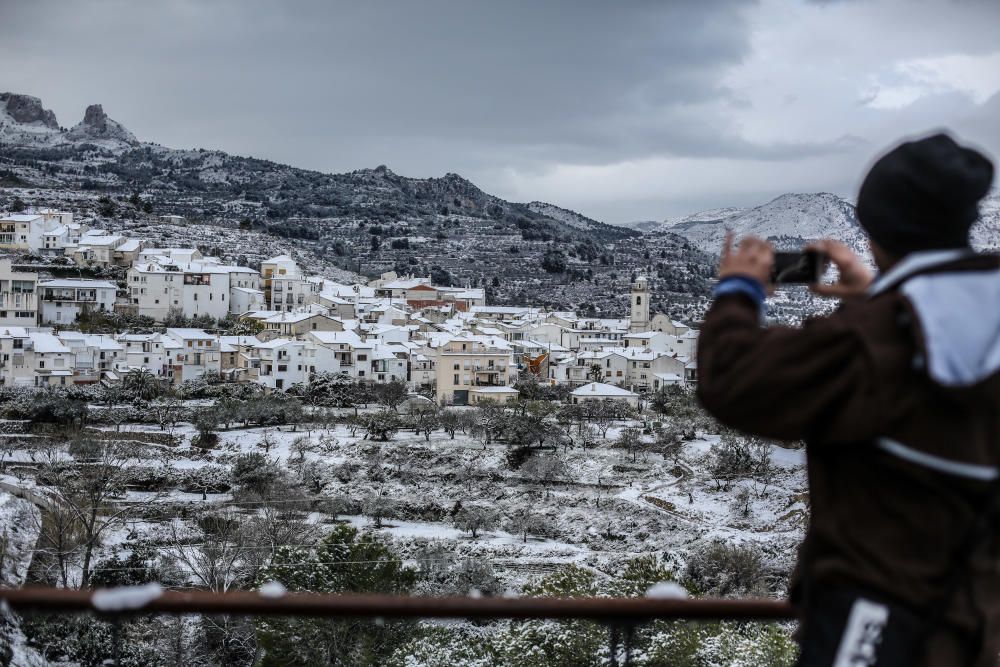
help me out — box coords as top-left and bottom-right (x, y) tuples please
(0, 587), (795, 666)
(0, 587), (793, 620)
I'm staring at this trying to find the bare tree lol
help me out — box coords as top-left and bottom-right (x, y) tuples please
(733, 486), (753, 518)
(149, 395), (182, 432)
(750, 437), (777, 498)
(506, 506), (547, 543)
(521, 455), (568, 499)
(290, 436), (311, 463)
(439, 409), (464, 439)
(412, 405), (441, 442)
(616, 426), (644, 463)
(32, 502), (84, 588)
(258, 429), (276, 454)
(656, 423), (685, 464)
(0, 437), (19, 473)
(362, 486), (391, 528)
(46, 440), (143, 588)
(456, 453), (487, 493)
(373, 378), (408, 412)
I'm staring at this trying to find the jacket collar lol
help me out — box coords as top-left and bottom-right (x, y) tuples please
(867, 248), (975, 297)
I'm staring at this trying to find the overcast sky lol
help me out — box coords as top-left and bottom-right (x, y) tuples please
(2, 0), (999, 223)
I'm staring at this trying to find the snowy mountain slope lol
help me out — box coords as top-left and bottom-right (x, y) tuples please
(526, 200), (635, 238)
(666, 193), (866, 254)
(621, 208), (747, 234)
(669, 206), (749, 230)
(665, 191), (1000, 254)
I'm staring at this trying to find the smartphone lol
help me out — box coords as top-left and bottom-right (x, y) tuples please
(771, 250), (828, 284)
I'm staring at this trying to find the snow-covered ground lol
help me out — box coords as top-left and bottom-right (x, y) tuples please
(41, 416), (807, 596)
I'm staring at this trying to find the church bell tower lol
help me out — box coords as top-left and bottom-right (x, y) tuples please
(629, 276), (650, 332)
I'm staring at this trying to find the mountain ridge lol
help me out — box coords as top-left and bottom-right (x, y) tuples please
(0, 91), (636, 244)
(639, 191), (1000, 253)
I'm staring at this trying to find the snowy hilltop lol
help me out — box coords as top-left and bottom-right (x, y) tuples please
(634, 191), (1000, 254)
(0, 93), (138, 153)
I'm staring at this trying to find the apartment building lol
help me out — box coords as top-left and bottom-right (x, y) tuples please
(306, 330), (364, 375)
(433, 335), (513, 405)
(0, 327), (34, 386)
(0, 260), (38, 327)
(252, 339), (339, 391)
(126, 261), (260, 322)
(26, 332), (75, 387)
(118, 333), (169, 377)
(66, 231), (128, 267)
(163, 328), (222, 383)
(57, 332), (126, 384)
(0, 213), (44, 252)
(37, 279), (117, 325)
(260, 312), (343, 339)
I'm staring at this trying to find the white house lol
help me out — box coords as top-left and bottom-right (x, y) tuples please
(0, 327), (34, 386)
(252, 339), (339, 391)
(117, 333), (169, 378)
(163, 328), (222, 383)
(67, 231), (128, 267)
(57, 332), (126, 384)
(37, 279), (117, 325)
(27, 332), (75, 387)
(0, 260), (38, 327)
(126, 260), (259, 322)
(0, 213), (43, 252)
(569, 382), (640, 408)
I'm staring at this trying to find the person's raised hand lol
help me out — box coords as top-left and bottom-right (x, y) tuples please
(808, 239), (873, 299)
(719, 231), (774, 286)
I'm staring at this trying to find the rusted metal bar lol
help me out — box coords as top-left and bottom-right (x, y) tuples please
(0, 587), (795, 620)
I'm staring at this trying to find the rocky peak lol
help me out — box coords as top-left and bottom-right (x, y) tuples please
(0, 93), (59, 129)
(81, 104), (110, 131)
(67, 103), (139, 147)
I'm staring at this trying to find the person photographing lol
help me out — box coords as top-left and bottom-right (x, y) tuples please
(696, 133), (1000, 666)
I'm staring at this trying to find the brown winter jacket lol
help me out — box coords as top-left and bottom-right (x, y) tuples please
(696, 251), (1000, 666)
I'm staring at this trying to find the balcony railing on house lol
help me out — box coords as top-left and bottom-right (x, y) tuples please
(0, 587), (794, 667)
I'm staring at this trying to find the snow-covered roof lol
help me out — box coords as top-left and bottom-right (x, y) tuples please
(165, 328), (213, 339)
(42, 224), (68, 236)
(38, 279), (117, 289)
(382, 277), (432, 290)
(255, 338), (295, 350)
(309, 330), (363, 346)
(243, 310), (282, 320)
(470, 386), (519, 394)
(219, 335), (260, 352)
(570, 382), (638, 398)
(116, 239), (142, 252)
(0, 327), (29, 338)
(28, 333), (71, 354)
(263, 312), (322, 324)
(1, 214), (41, 222)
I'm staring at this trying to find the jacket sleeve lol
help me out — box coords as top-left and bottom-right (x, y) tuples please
(696, 293), (888, 444)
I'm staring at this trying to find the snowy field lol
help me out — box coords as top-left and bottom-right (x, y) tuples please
(0, 405), (808, 665)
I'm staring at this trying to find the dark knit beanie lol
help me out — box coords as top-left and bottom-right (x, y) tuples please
(856, 133), (994, 255)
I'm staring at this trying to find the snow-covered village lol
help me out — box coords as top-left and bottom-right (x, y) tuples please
(0, 199), (810, 664)
(3, 2), (1000, 666)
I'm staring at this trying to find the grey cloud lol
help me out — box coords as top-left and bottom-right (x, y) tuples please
(0, 0), (998, 223)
